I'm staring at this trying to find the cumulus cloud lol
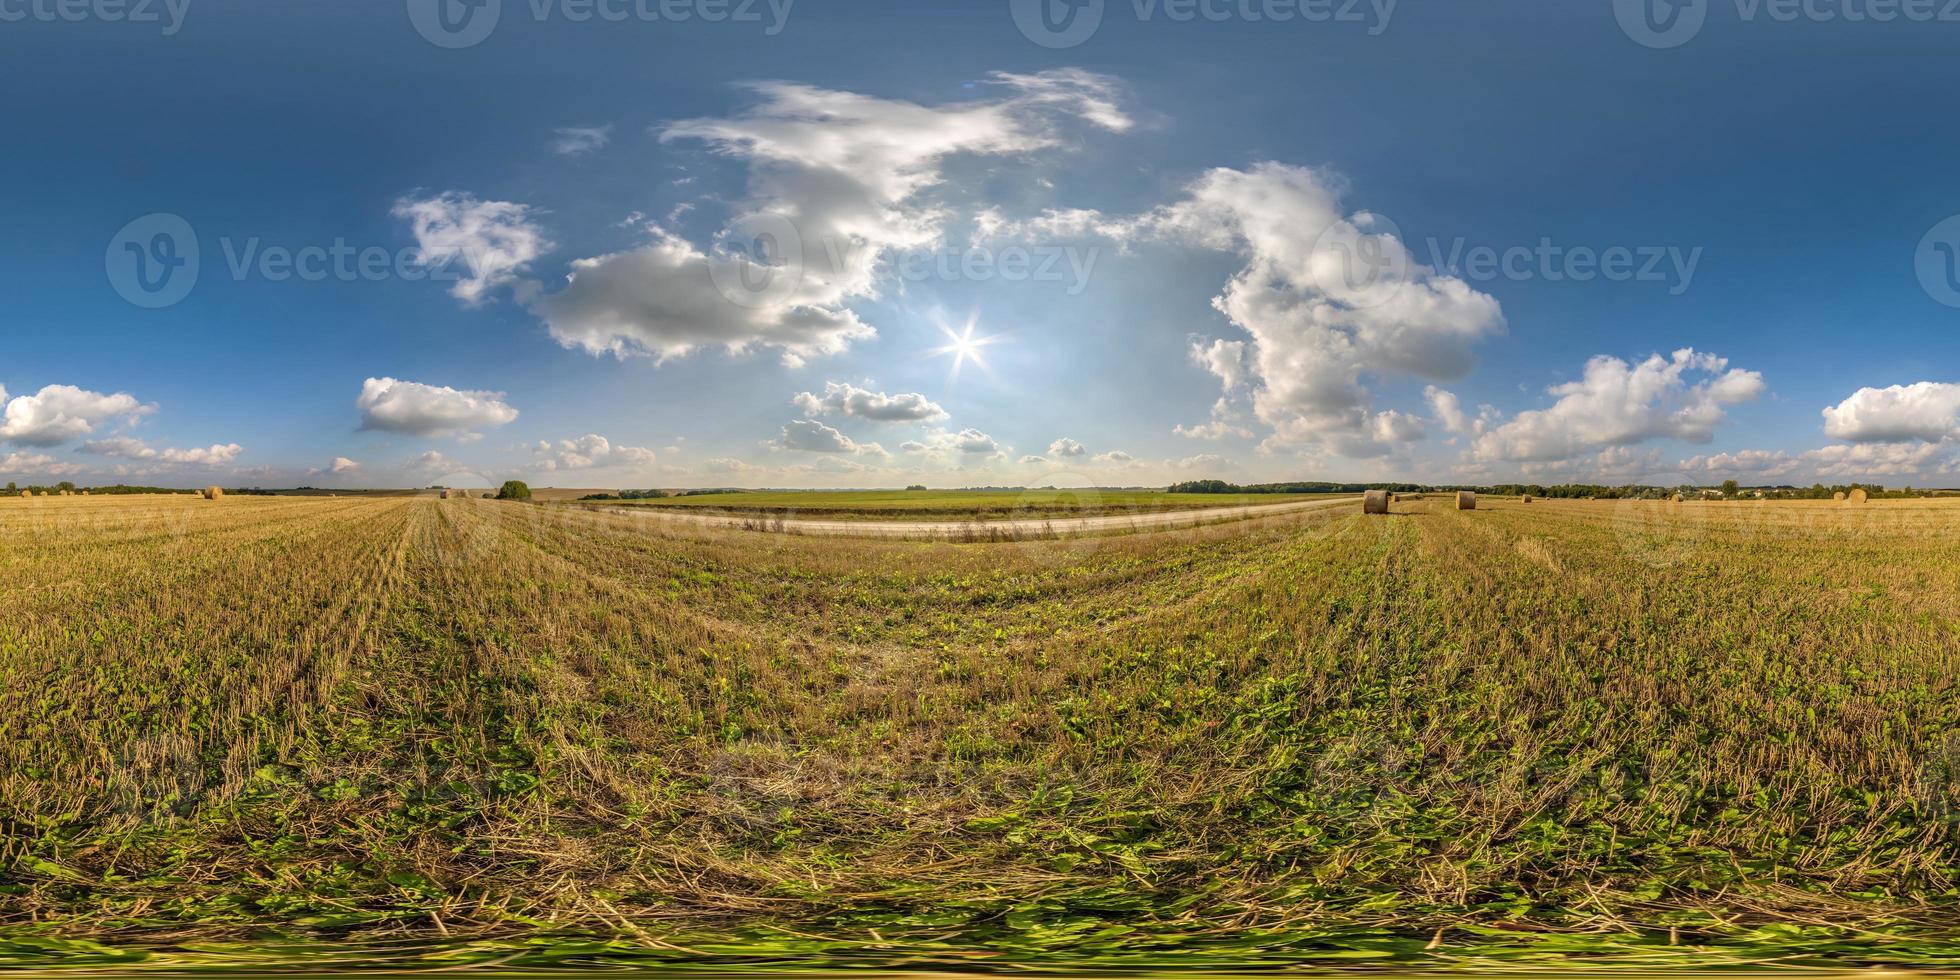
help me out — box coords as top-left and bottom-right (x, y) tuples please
(952, 428), (1001, 454)
(1, 384), (150, 447)
(356, 377), (519, 438)
(79, 437), (243, 466)
(394, 192), (551, 306)
(1679, 449), (1802, 480)
(1473, 349), (1765, 463)
(771, 419), (886, 456)
(794, 381), (946, 422)
(1801, 441), (1958, 479)
(531, 70), (1131, 366)
(1189, 338), (1248, 391)
(530, 433), (658, 472)
(1048, 437), (1086, 457)
(1017, 163), (1505, 456)
(900, 427), (1005, 461)
(1820, 382), (1960, 443)
(551, 125), (612, 158)
(1092, 450), (1134, 463)
(0, 452), (78, 477)
(331, 457), (361, 474)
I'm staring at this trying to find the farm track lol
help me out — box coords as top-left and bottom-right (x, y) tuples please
(580, 494), (1357, 538)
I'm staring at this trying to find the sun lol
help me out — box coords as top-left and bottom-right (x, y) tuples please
(929, 315), (1000, 378)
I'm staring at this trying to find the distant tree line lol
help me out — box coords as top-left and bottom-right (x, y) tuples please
(579, 489), (670, 500)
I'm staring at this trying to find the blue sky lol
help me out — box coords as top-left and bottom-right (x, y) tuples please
(4, 0), (1960, 488)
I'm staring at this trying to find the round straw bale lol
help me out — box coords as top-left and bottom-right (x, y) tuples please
(17, 491), (28, 499)
(1832, 491), (1846, 501)
(1847, 488), (1868, 503)
(1519, 494), (1532, 503)
(1671, 493), (1684, 503)
(201, 486), (223, 500)
(1456, 491), (1476, 510)
(1363, 489), (1389, 514)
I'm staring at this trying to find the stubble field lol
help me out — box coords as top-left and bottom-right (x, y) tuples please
(2, 492), (1959, 972)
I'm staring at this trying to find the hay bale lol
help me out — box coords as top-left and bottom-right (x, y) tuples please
(201, 486), (223, 500)
(1847, 488), (1868, 504)
(17, 491), (27, 499)
(1362, 489), (1389, 515)
(1456, 491), (1476, 511)
(1520, 494), (1533, 503)
(439, 489), (451, 500)
(1832, 491), (1846, 501)
(1671, 493), (1684, 503)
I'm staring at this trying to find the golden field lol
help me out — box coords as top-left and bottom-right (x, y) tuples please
(1, 492), (1958, 971)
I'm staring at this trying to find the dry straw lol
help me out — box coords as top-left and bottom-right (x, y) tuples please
(1833, 491), (1846, 501)
(1363, 489), (1389, 515)
(1671, 493), (1685, 503)
(1520, 494), (1533, 503)
(1847, 488), (1868, 503)
(201, 486), (223, 501)
(1456, 491), (1477, 511)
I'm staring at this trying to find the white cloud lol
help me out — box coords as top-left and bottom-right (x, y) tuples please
(1474, 349), (1765, 463)
(1093, 450), (1134, 463)
(1189, 338), (1247, 391)
(1070, 163), (1505, 456)
(530, 434), (659, 472)
(1679, 449), (1801, 480)
(1, 384), (150, 447)
(551, 125), (613, 158)
(953, 428), (1001, 454)
(331, 457), (361, 474)
(1424, 385), (1473, 436)
(356, 377), (519, 438)
(1048, 437), (1086, 457)
(1018, 454), (1048, 464)
(794, 381), (946, 422)
(532, 70), (1130, 366)
(771, 419), (886, 456)
(162, 443), (244, 466)
(1821, 382), (1960, 443)
(0, 452), (78, 477)
(1801, 441), (1958, 479)
(394, 192), (551, 307)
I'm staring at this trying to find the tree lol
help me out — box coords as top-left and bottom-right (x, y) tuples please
(56, 481), (76, 493)
(496, 480), (532, 501)
(1720, 480), (1740, 499)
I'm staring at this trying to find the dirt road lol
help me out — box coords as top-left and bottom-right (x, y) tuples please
(589, 496), (1357, 539)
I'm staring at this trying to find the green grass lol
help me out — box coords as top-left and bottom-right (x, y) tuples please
(587, 488), (1332, 520)
(3, 494), (1960, 972)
